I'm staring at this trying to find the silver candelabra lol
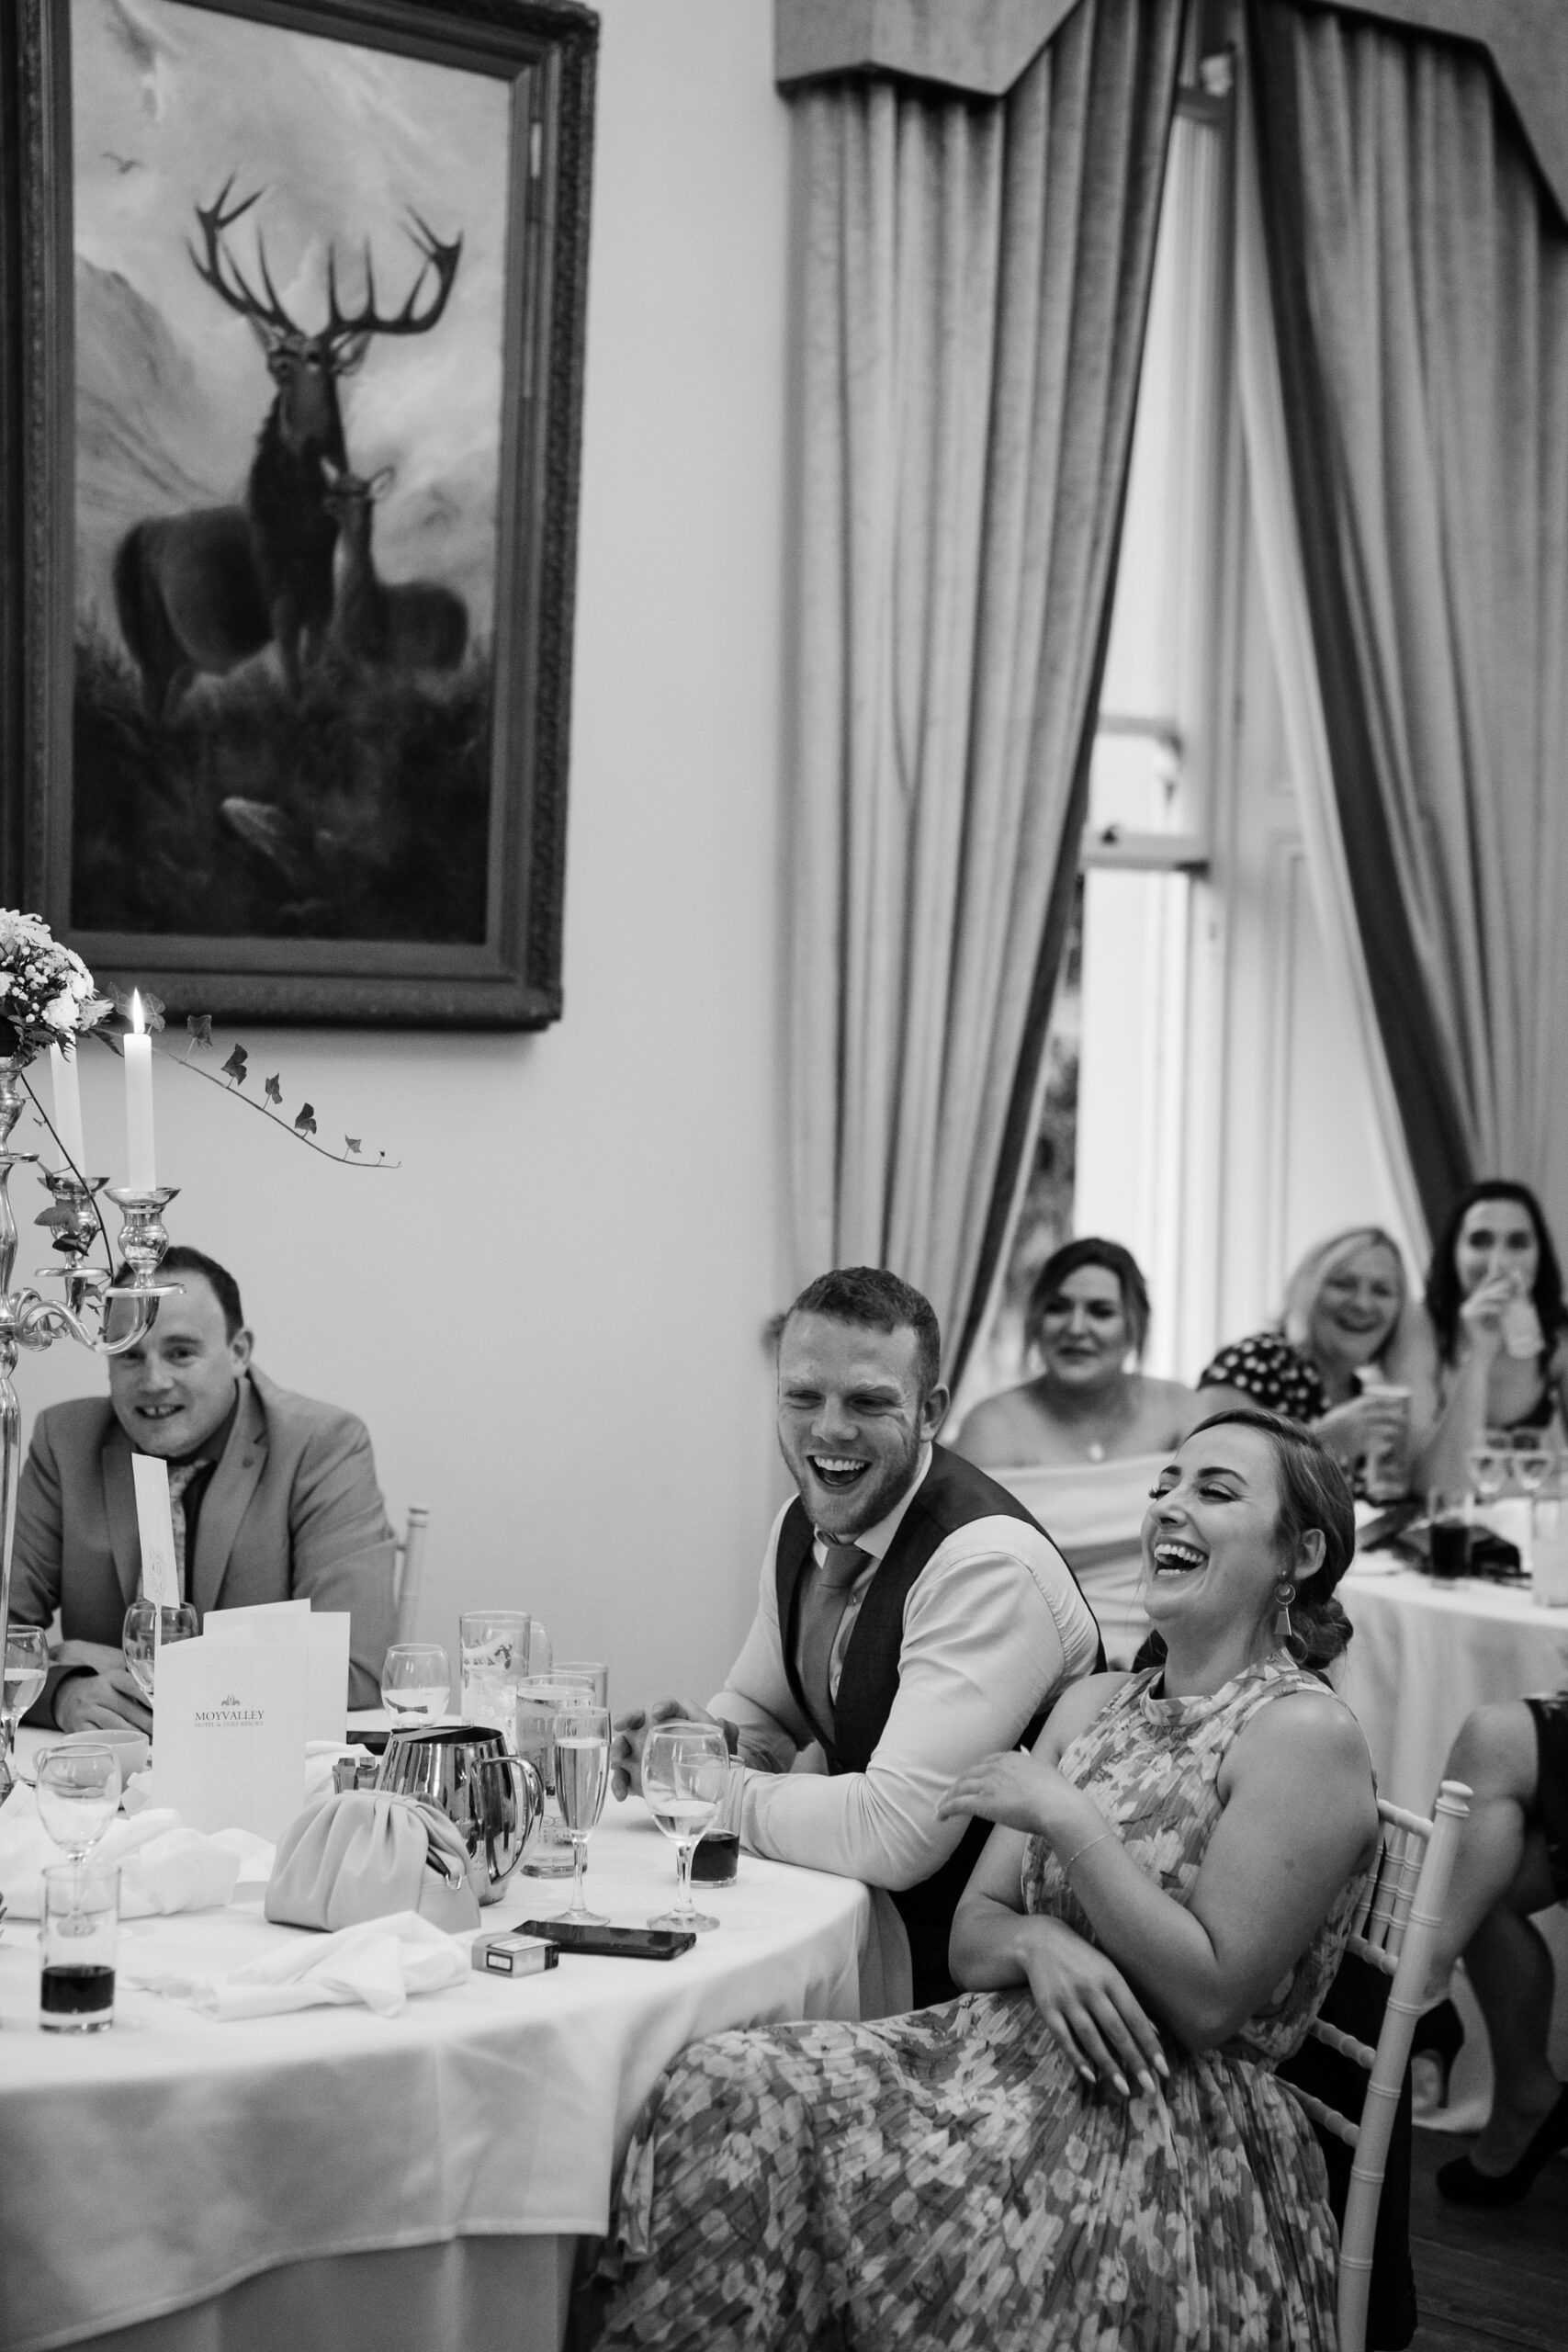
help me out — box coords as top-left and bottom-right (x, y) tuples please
(0, 1055), (177, 1765)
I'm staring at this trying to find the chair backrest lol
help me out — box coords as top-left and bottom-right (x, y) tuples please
(392, 1505), (431, 1644)
(1284, 1778), (1472, 2352)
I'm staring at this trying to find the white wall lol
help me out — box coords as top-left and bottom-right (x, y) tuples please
(24, 0), (793, 1709)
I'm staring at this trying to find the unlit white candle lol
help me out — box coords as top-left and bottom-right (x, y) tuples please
(48, 1044), (85, 1173)
(124, 993), (156, 1191)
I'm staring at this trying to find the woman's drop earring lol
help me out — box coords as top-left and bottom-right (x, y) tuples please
(1275, 1580), (1297, 1647)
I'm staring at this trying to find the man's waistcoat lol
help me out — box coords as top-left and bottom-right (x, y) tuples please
(774, 1442), (1102, 2008)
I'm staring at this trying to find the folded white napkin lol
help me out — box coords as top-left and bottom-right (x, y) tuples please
(0, 1786), (268, 1919)
(127, 1910), (468, 2018)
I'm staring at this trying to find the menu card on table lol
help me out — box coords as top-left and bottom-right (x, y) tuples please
(209, 1600), (350, 1743)
(152, 1631), (309, 1839)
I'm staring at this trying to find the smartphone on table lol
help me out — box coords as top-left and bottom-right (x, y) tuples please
(520, 1919), (695, 1961)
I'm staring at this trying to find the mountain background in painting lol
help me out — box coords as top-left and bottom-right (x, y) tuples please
(72, 0), (509, 649)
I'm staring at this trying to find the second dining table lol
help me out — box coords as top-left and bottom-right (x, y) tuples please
(0, 1727), (876, 2352)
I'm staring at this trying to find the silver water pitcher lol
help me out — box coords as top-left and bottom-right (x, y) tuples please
(376, 1724), (541, 1905)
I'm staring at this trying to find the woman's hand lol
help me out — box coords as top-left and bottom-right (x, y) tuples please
(1458, 1272), (1516, 1362)
(1019, 1915), (1168, 2099)
(1313, 1387), (1407, 1469)
(937, 1749), (1072, 1838)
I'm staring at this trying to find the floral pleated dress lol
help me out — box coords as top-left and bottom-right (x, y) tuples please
(583, 1654), (1372, 2351)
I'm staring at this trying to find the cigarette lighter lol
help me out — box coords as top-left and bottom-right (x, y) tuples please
(472, 1931), (559, 1980)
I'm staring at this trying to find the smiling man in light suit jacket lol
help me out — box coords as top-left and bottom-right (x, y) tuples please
(10, 1245), (395, 1729)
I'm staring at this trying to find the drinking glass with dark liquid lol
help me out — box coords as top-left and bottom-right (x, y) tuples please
(1427, 1492), (1472, 1579)
(40, 1862), (118, 2032)
(690, 1755), (744, 1885)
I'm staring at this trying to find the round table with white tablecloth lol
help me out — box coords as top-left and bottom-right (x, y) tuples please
(1337, 1558), (1568, 2107)
(1338, 1559), (1568, 1815)
(0, 1727), (874, 2352)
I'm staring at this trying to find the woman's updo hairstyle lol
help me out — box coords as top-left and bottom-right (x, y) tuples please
(1140, 1407), (1356, 1679)
(1023, 1237), (1152, 1367)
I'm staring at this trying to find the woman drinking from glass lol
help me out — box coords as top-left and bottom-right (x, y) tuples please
(581, 1410), (1379, 2351)
(1197, 1226), (1412, 1495)
(1405, 1181), (1568, 1498)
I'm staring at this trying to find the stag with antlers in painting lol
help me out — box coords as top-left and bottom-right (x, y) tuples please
(113, 181), (461, 715)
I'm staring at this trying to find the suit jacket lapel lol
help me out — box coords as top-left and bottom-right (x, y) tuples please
(102, 1434), (142, 1609)
(191, 1377), (266, 1617)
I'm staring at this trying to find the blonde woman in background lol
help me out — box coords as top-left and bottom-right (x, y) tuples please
(1196, 1227), (1414, 1497)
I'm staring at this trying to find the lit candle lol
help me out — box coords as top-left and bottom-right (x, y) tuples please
(124, 992), (156, 1192)
(48, 1043), (86, 1175)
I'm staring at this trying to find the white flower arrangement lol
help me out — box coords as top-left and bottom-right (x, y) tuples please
(0, 910), (110, 1060)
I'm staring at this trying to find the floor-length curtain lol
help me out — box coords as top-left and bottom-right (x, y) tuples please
(1249, 0), (1568, 1247)
(787, 0), (1186, 1381)
(1233, 46), (1428, 1266)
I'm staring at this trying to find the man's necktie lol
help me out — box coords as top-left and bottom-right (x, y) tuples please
(797, 1541), (868, 1745)
(165, 1461), (203, 1600)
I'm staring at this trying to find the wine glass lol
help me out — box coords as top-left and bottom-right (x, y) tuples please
(1512, 1445), (1556, 1498)
(121, 1600), (199, 1702)
(1467, 1442), (1509, 1507)
(380, 1643), (451, 1724)
(2, 1625), (49, 1798)
(35, 1744), (122, 1896)
(552, 1703), (612, 1923)
(641, 1719), (729, 1932)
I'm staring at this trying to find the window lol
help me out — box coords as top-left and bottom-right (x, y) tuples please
(957, 71), (1233, 1409)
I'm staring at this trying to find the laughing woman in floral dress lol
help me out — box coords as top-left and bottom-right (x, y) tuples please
(581, 1408), (1380, 2352)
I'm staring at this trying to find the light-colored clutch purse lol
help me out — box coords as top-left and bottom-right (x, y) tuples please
(265, 1788), (481, 1934)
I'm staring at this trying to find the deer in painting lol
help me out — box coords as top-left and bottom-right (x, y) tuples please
(321, 465), (469, 673)
(113, 181), (461, 714)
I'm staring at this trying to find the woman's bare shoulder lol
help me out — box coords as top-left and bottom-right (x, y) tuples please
(950, 1383), (1049, 1465)
(1132, 1374), (1201, 1442)
(1227, 1682), (1376, 1788)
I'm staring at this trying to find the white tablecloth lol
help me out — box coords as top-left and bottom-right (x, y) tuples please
(0, 1747), (874, 2352)
(1337, 1561), (1568, 2112)
(1338, 1562), (1568, 1814)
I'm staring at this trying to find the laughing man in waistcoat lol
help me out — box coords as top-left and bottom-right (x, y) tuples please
(612, 1267), (1102, 2008)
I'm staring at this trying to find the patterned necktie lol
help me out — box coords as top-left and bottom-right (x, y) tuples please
(165, 1461), (203, 1600)
(796, 1541), (869, 1745)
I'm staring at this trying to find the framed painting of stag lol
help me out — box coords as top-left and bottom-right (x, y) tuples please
(0, 0), (595, 1025)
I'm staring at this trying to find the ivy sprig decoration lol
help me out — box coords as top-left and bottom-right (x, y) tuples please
(88, 1002), (397, 1168)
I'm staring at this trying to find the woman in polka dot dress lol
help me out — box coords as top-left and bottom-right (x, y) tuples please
(1196, 1227), (1412, 1497)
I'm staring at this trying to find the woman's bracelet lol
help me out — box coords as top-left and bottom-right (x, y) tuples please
(1062, 1828), (1116, 1874)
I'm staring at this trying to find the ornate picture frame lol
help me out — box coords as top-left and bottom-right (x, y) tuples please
(0, 0), (596, 1027)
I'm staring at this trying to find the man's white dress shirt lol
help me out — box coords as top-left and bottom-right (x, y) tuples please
(708, 1444), (1100, 1893)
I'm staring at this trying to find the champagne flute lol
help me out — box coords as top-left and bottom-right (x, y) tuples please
(641, 1720), (728, 1932)
(552, 1703), (612, 1923)
(121, 1600), (199, 1703)
(380, 1643), (451, 1724)
(2, 1625), (49, 1799)
(35, 1744), (122, 1904)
